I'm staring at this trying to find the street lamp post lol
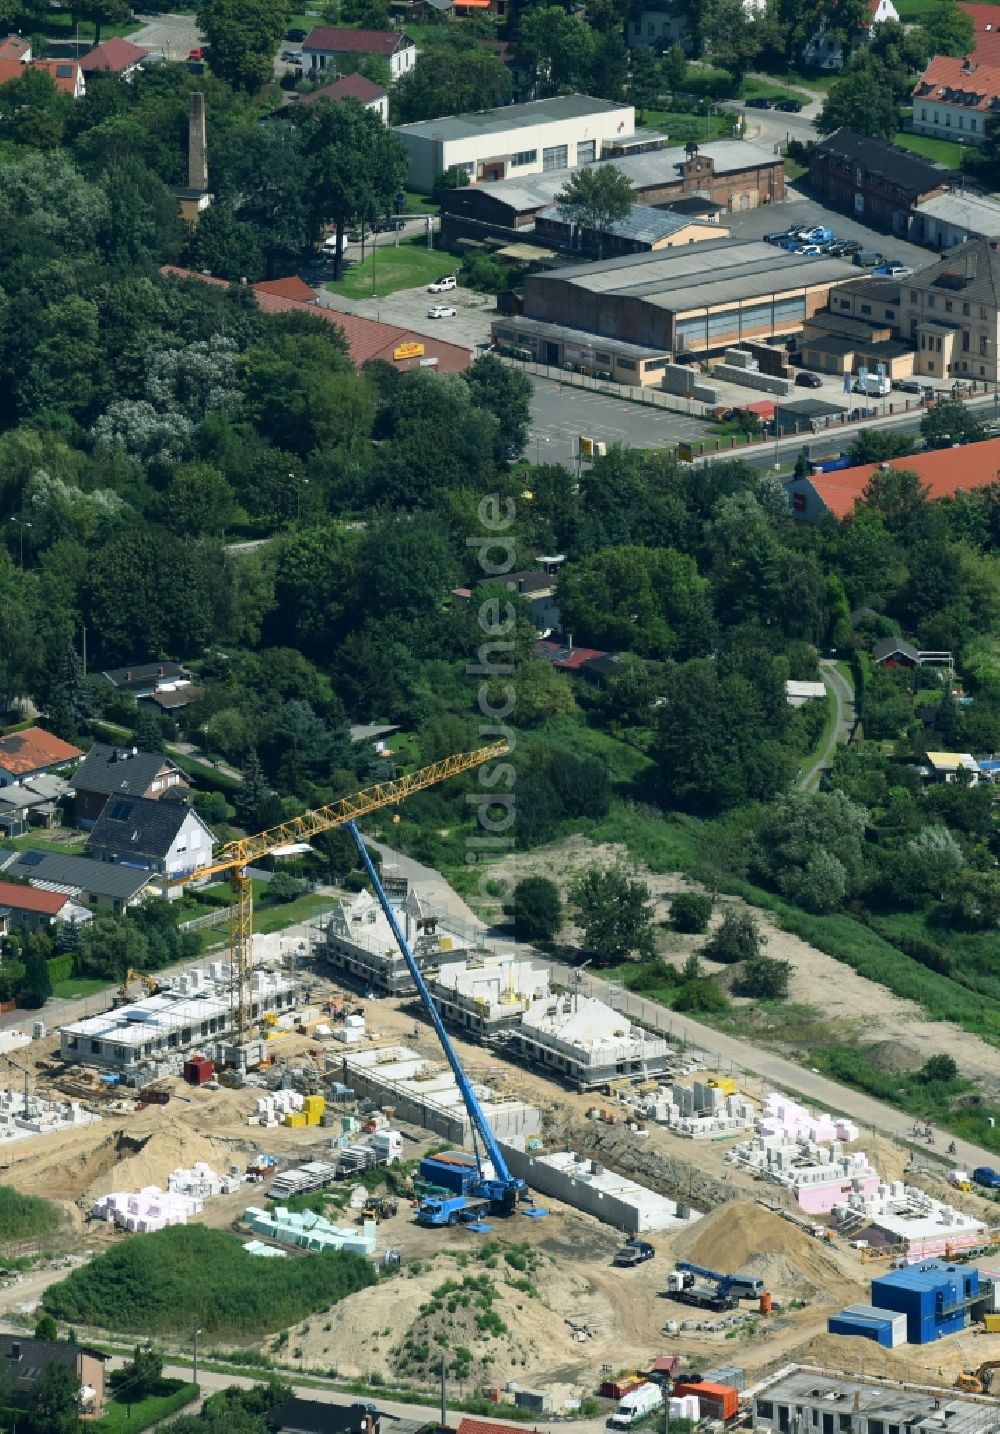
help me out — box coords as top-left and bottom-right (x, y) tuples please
(193, 1327), (202, 1384)
(9, 518), (30, 569)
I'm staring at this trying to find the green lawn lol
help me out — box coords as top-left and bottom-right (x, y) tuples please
(751, 65), (839, 93)
(4, 834), (87, 856)
(892, 0), (943, 18)
(402, 190), (439, 214)
(42, 9), (142, 40)
(253, 892), (336, 934)
(643, 109), (733, 142)
(742, 76), (813, 104)
(326, 237), (452, 300)
(93, 1382), (199, 1434)
(53, 977), (109, 1000)
(893, 129), (969, 167)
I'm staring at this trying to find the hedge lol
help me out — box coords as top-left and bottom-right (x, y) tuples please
(45, 955), (74, 986)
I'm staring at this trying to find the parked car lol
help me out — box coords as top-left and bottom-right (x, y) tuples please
(287, 26), (307, 40)
(428, 274), (457, 292)
(873, 262), (911, 277)
(892, 376), (922, 393)
(795, 371), (823, 388)
(428, 304), (457, 318)
(765, 229), (797, 244)
(187, 46), (203, 59)
(800, 226), (834, 242)
(375, 218), (404, 233)
(774, 97), (803, 111)
(745, 95), (773, 108)
(281, 47), (301, 62)
(829, 239), (861, 256)
(853, 250), (885, 267)
(790, 243), (822, 255)
(973, 1166), (1000, 1189)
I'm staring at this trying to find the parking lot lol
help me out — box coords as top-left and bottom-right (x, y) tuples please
(722, 187), (933, 270)
(315, 267), (495, 354)
(527, 378), (709, 465)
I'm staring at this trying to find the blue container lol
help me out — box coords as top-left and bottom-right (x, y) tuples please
(419, 1155), (477, 1195)
(871, 1262), (979, 1344)
(828, 1309), (895, 1348)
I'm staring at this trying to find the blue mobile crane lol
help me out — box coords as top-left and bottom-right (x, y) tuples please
(347, 822), (530, 1226)
(666, 1262), (763, 1310)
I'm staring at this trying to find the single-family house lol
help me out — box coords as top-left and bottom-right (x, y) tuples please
(100, 660), (191, 700)
(267, 1397), (380, 1434)
(0, 849), (153, 914)
(911, 54), (1000, 146)
(925, 751), (980, 782)
(301, 27), (416, 81)
(785, 436), (1000, 520)
(0, 880), (90, 934)
(80, 36), (148, 79)
(86, 795), (215, 896)
(803, 0), (898, 70)
(71, 744), (189, 827)
(0, 34), (30, 61)
(872, 636), (921, 668)
(0, 728), (83, 789)
(298, 72), (388, 122)
(0, 57), (85, 95)
(0, 774), (69, 836)
(0, 1336), (107, 1414)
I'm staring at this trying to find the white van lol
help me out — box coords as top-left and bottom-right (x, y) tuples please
(608, 1383), (663, 1429)
(853, 373), (891, 398)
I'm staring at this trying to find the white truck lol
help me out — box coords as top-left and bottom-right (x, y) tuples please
(608, 1382), (663, 1429)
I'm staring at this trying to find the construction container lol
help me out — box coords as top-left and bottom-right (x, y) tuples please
(515, 1390), (552, 1413)
(828, 1304), (907, 1349)
(284, 1112), (307, 1128)
(600, 1376), (642, 1401)
(872, 1261), (979, 1344)
(420, 1154), (477, 1195)
(672, 1382), (739, 1420)
(303, 1095), (326, 1125)
(183, 1057), (214, 1086)
(983, 1313), (1000, 1333)
(707, 1077), (738, 1096)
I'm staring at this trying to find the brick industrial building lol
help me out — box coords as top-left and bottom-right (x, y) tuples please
(495, 240), (859, 364)
(807, 129), (959, 238)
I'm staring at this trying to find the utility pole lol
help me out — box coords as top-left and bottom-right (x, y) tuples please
(440, 1353), (447, 1429)
(9, 518), (30, 569)
(193, 1326), (201, 1384)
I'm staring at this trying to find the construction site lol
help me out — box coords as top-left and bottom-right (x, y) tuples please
(0, 748), (996, 1427)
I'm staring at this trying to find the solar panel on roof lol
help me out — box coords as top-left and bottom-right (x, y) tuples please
(109, 799), (132, 820)
(19, 851), (44, 866)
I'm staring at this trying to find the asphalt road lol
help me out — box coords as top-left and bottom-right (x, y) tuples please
(130, 11), (201, 59)
(528, 377), (707, 466)
(796, 659), (856, 793)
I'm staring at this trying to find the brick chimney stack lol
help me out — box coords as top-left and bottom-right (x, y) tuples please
(188, 91), (208, 192)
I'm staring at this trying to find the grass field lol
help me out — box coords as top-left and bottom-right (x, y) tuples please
(52, 977), (109, 1000)
(94, 1383), (199, 1434)
(643, 109), (733, 142)
(751, 65), (839, 93)
(326, 237), (450, 300)
(41, 9), (141, 40)
(253, 892), (335, 934)
(893, 129), (969, 167)
(742, 76), (812, 104)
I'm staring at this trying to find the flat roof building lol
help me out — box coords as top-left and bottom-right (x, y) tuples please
(752, 1370), (1000, 1434)
(395, 94), (636, 191)
(60, 964), (294, 1070)
(511, 993), (672, 1091)
(534, 202), (727, 258)
(517, 240), (859, 359)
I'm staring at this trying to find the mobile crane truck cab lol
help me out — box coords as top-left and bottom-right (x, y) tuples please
(607, 1383), (663, 1429)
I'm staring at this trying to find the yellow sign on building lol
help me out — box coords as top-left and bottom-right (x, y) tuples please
(393, 342), (425, 360)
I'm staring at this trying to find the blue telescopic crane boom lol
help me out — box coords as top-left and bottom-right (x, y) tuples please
(347, 821), (525, 1215)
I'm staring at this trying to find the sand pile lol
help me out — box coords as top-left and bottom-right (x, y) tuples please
(85, 1119), (238, 1200)
(674, 1201), (858, 1302)
(796, 1331), (946, 1383)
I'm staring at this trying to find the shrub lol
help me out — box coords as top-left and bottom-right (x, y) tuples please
(0, 1187), (59, 1242)
(511, 877), (562, 943)
(670, 891), (712, 933)
(673, 978), (730, 1013)
(704, 909), (762, 964)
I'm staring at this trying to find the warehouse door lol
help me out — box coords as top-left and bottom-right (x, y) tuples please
(543, 144), (568, 171)
(577, 140), (596, 164)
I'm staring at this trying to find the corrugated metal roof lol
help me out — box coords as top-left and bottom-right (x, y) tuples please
(916, 190), (1000, 236)
(493, 313), (670, 359)
(536, 201), (694, 243)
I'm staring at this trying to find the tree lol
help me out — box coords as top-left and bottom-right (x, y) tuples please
(569, 863), (655, 960)
(662, 43), (687, 91)
(920, 1053), (958, 1083)
(110, 1344), (163, 1401)
(558, 546), (711, 659)
(921, 400), (986, 449)
(237, 748), (268, 830)
(674, 977), (730, 1013)
(268, 871), (304, 903)
(670, 891), (712, 934)
(516, 6), (596, 93)
(555, 165), (635, 257)
(20, 943), (52, 1009)
(736, 954), (792, 999)
(906, 823), (965, 897)
(34, 1313), (58, 1341)
(462, 353), (533, 462)
(431, 164), (471, 203)
(197, 0), (290, 91)
(848, 428), (914, 465)
(750, 789), (868, 912)
(29, 1360), (79, 1434)
(298, 99), (408, 280)
(701, 0), (763, 82)
(393, 45), (512, 124)
(189, 205), (266, 283)
(816, 62), (900, 139)
(919, 0), (974, 57)
(704, 909), (762, 964)
(512, 877), (563, 943)
(47, 642), (91, 742)
(628, 45), (660, 121)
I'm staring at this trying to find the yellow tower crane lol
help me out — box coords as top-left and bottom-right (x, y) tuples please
(172, 742), (507, 1046)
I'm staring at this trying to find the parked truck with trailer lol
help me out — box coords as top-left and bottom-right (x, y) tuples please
(607, 1382), (663, 1428)
(973, 1166), (1000, 1189)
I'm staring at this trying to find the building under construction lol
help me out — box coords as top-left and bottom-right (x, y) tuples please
(59, 964), (294, 1071)
(510, 993), (673, 1091)
(321, 888), (479, 994)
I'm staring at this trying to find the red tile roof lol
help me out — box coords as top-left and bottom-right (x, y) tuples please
(0, 881), (69, 916)
(960, 4), (1000, 64)
(913, 54), (1000, 110)
(458, 1419), (532, 1434)
(159, 266), (471, 372)
(80, 37), (148, 72)
(302, 26), (411, 56)
(0, 727), (84, 778)
(0, 34), (29, 61)
(299, 72), (386, 104)
(803, 436), (1000, 519)
(253, 275), (318, 302)
(0, 56), (82, 93)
